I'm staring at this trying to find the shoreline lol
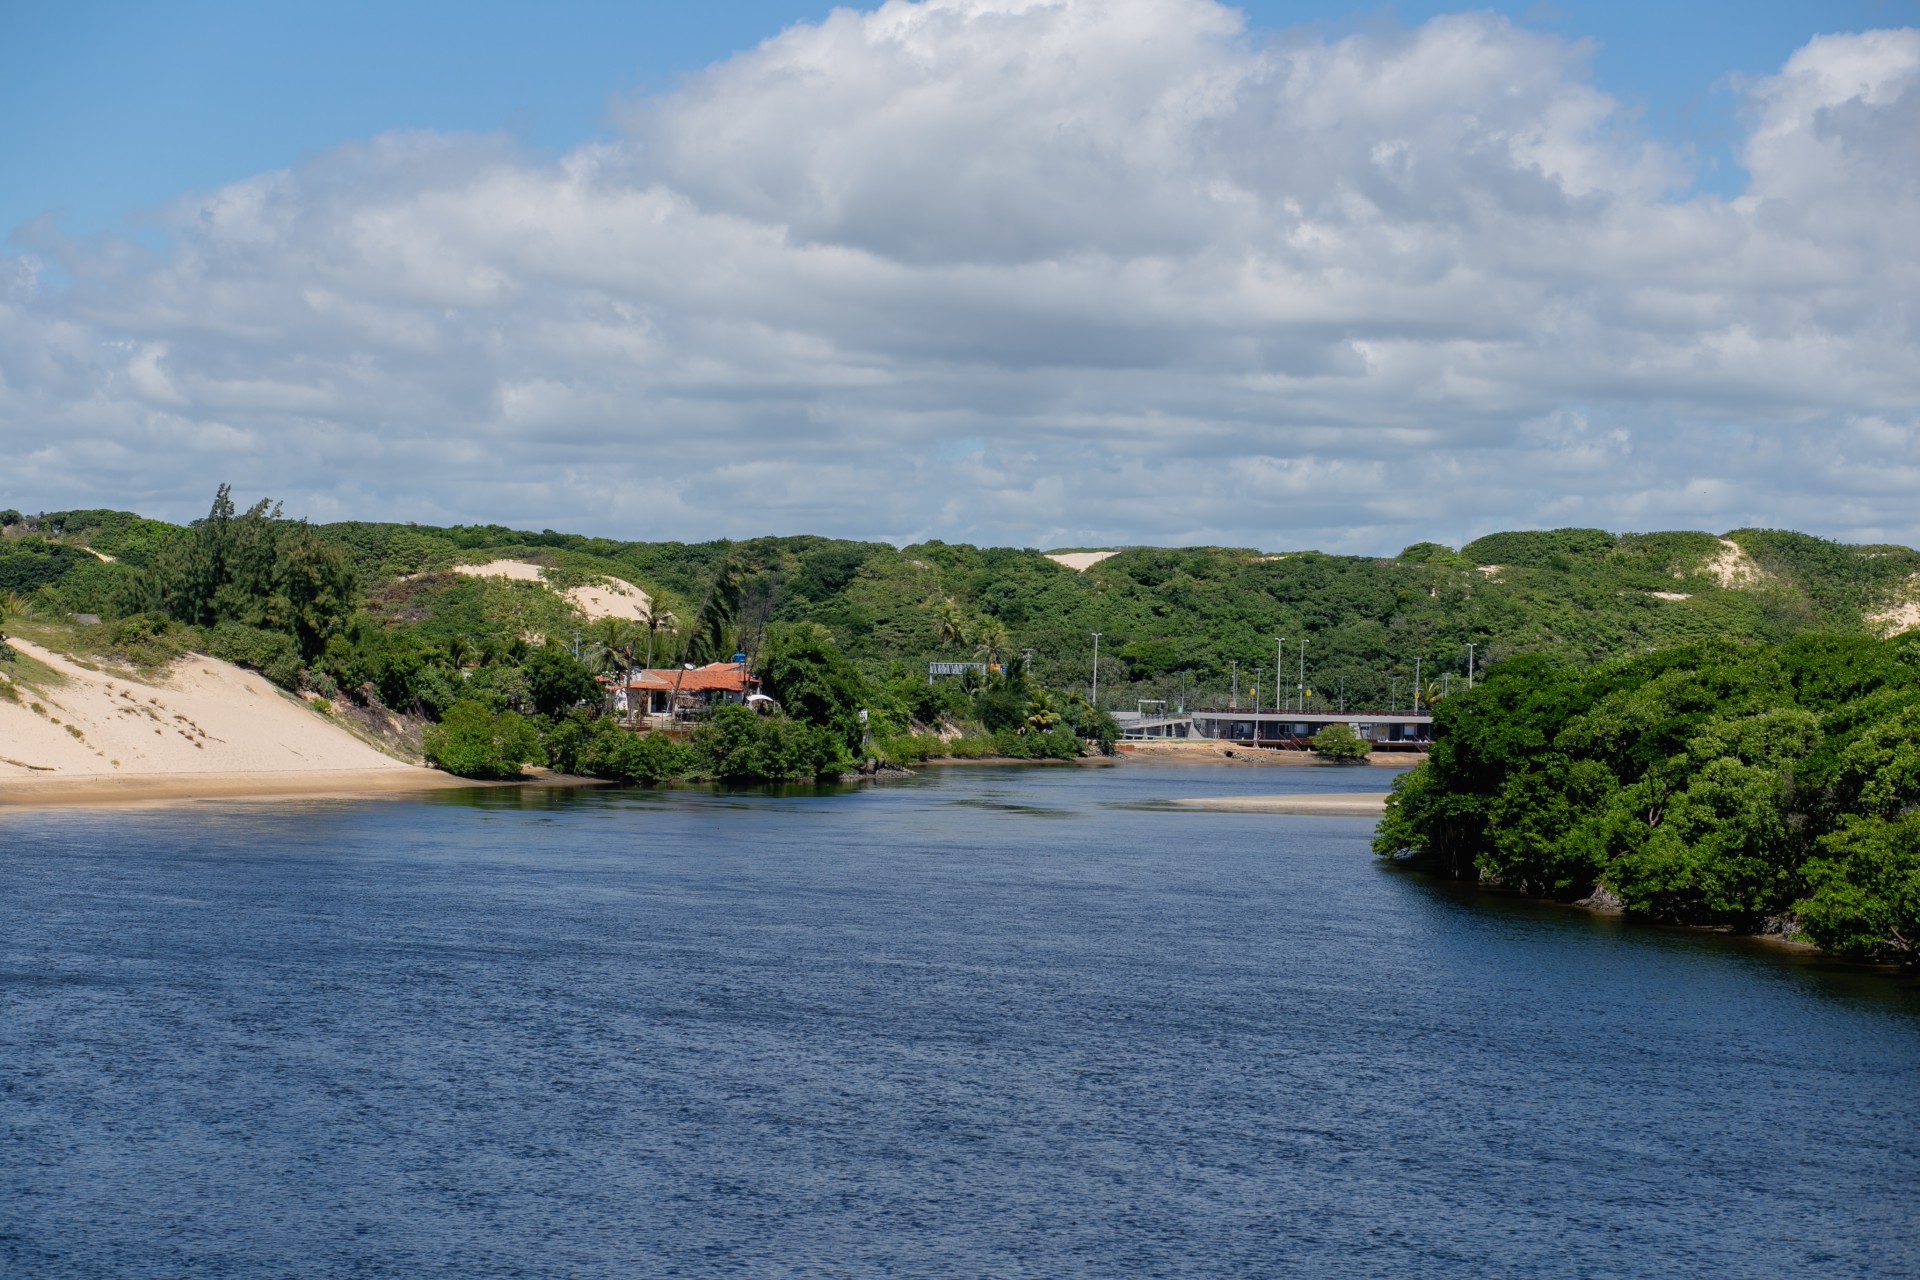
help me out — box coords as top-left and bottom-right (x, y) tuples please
(0, 767), (573, 811)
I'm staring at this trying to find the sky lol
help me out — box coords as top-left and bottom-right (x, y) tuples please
(4, 0), (1919, 553)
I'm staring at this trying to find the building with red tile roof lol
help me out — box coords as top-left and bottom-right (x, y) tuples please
(617, 662), (761, 718)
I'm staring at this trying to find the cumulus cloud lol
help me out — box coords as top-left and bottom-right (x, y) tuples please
(2, 0), (1918, 552)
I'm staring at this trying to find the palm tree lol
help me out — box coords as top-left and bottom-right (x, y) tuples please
(973, 618), (1011, 668)
(934, 598), (968, 650)
(641, 605), (676, 670)
(1024, 689), (1061, 734)
(587, 616), (633, 676)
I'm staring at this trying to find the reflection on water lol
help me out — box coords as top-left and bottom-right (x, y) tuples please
(3, 764), (1916, 1278)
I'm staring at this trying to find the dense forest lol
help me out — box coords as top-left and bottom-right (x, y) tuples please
(1373, 634), (1920, 966)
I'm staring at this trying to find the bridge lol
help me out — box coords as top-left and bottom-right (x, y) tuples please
(1190, 709), (1433, 750)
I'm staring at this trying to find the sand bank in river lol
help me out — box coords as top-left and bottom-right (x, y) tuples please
(1120, 740), (1422, 766)
(1166, 793), (1388, 816)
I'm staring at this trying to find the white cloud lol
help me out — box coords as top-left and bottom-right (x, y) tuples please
(2, 0), (1918, 553)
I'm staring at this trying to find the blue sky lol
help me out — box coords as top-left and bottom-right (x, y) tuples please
(8, 0), (1913, 239)
(4, 0), (1919, 553)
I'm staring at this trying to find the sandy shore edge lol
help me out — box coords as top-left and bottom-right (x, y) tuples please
(0, 768), (502, 810)
(1167, 793), (1388, 815)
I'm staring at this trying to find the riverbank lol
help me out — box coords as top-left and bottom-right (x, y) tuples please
(0, 766), (620, 810)
(0, 768), (473, 809)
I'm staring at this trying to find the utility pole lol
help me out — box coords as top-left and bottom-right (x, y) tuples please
(1467, 642), (1476, 690)
(1338, 675), (1345, 714)
(1414, 657), (1422, 712)
(1391, 678), (1400, 713)
(1230, 658), (1238, 710)
(1276, 636), (1285, 713)
(1090, 632), (1101, 708)
(1297, 639), (1307, 713)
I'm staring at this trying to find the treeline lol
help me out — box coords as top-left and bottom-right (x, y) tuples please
(10, 500), (1920, 719)
(1373, 633), (1920, 965)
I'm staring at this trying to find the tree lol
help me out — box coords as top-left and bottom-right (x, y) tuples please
(524, 642), (600, 718)
(138, 485), (354, 662)
(973, 618), (1011, 667)
(760, 623), (868, 753)
(1311, 722), (1372, 761)
(422, 701), (541, 779)
(0, 589), (21, 659)
(933, 598), (968, 649)
(696, 703), (849, 781)
(1024, 688), (1062, 734)
(686, 560), (743, 665)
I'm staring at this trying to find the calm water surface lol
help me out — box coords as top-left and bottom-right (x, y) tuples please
(4, 764), (1917, 1278)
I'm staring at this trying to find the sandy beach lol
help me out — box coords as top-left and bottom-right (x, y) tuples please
(1165, 793), (1388, 816)
(0, 767), (484, 809)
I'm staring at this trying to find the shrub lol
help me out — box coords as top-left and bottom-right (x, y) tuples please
(422, 700), (541, 780)
(576, 717), (696, 783)
(991, 726), (1083, 760)
(201, 622), (304, 689)
(871, 732), (941, 766)
(94, 613), (193, 670)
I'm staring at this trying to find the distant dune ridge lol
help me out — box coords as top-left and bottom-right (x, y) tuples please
(450, 559), (655, 623)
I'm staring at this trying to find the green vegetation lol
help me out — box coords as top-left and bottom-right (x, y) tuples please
(1310, 722), (1372, 762)
(1374, 633), (1920, 966)
(9, 494), (1920, 822)
(422, 702), (543, 780)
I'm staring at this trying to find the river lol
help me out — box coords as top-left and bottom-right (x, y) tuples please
(4, 764), (1917, 1277)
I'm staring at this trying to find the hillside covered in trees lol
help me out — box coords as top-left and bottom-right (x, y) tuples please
(6, 499), (1918, 716)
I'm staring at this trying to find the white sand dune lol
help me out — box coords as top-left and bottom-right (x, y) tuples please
(1046, 550), (1119, 572)
(0, 639), (410, 781)
(452, 558), (547, 583)
(451, 559), (655, 622)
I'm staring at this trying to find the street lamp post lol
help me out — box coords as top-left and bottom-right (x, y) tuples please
(1230, 658), (1238, 711)
(1391, 678), (1400, 713)
(1297, 639), (1307, 712)
(1276, 636), (1285, 713)
(1414, 657), (1422, 712)
(1090, 632), (1102, 708)
(1467, 642), (1476, 691)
